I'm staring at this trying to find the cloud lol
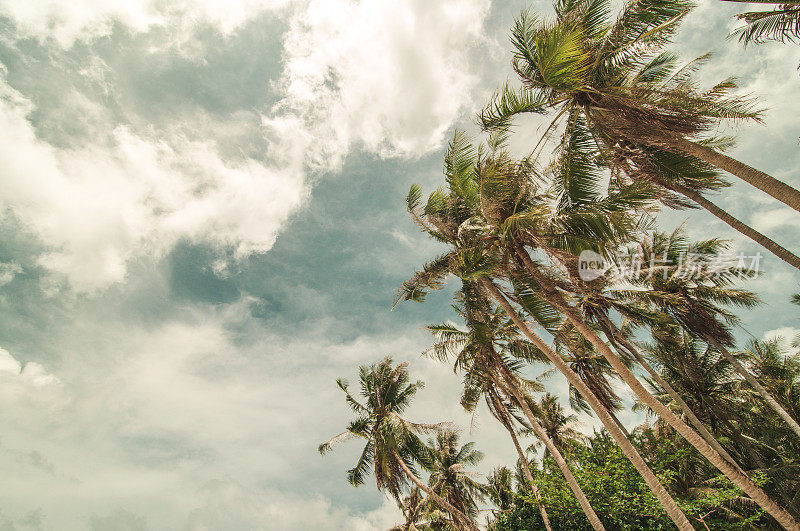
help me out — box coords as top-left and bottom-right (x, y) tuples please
(264, 0), (493, 168)
(0, 295), (520, 530)
(0, 261), (22, 287)
(0, 347), (65, 434)
(184, 479), (400, 531)
(0, 0), (494, 293)
(0, 79), (308, 291)
(752, 207), (800, 232)
(0, 347), (61, 392)
(89, 509), (148, 531)
(0, 0), (292, 48)
(0, 301), (402, 528)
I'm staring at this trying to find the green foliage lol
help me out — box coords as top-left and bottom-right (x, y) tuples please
(493, 431), (765, 530)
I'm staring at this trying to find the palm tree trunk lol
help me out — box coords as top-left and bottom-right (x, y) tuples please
(607, 408), (631, 439)
(676, 185), (800, 271)
(514, 261), (800, 529)
(498, 405), (554, 531)
(598, 319), (744, 474)
(393, 452), (479, 531)
(481, 279), (695, 531)
(496, 374), (605, 531)
(495, 372), (606, 531)
(668, 137), (800, 214)
(709, 338), (800, 441)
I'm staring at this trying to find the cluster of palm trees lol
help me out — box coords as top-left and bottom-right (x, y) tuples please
(319, 0), (800, 529)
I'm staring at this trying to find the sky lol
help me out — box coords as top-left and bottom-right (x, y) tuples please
(0, 0), (798, 529)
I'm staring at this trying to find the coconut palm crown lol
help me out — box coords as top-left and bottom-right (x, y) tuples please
(318, 357), (434, 500)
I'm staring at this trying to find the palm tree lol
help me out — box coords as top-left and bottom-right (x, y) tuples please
(507, 233), (800, 528)
(486, 395), (555, 531)
(479, 0), (800, 268)
(479, 133), (798, 526)
(565, 228), (751, 472)
(551, 324), (630, 437)
(486, 467), (517, 513)
(426, 285), (595, 530)
(481, 280), (700, 530)
(725, 0), (800, 45)
(389, 488), (435, 531)
(527, 393), (586, 462)
(745, 340), (800, 433)
(399, 134), (693, 530)
(644, 329), (767, 470)
(318, 358), (479, 531)
(602, 319), (745, 472)
(644, 331), (800, 513)
(615, 229), (800, 440)
(424, 430), (487, 528)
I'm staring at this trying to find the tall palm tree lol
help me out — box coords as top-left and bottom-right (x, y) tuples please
(486, 395), (554, 531)
(318, 358), (479, 531)
(566, 228), (752, 472)
(527, 393), (586, 462)
(481, 132), (798, 527)
(507, 225), (800, 528)
(644, 331), (800, 513)
(551, 324), (630, 437)
(617, 144), (800, 270)
(424, 430), (487, 528)
(745, 339), (800, 433)
(481, 280), (699, 530)
(644, 329), (767, 470)
(427, 285), (595, 530)
(486, 467), (517, 514)
(399, 133), (694, 529)
(603, 320), (745, 472)
(479, 0), (800, 268)
(389, 488), (435, 531)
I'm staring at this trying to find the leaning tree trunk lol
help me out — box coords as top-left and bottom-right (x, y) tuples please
(676, 185), (800, 271)
(668, 137), (800, 215)
(494, 399), (553, 531)
(514, 260), (800, 529)
(481, 279), (695, 531)
(393, 453), (479, 531)
(607, 408), (631, 439)
(709, 338), (800, 441)
(493, 373), (602, 531)
(598, 318), (744, 474)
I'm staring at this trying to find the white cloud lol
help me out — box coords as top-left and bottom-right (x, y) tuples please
(0, 347), (64, 419)
(0, 261), (22, 286)
(0, 0), (494, 293)
(0, 80), (308, 291)
(184, 480), (400, 531)
(0, 347), (60, 388)
(0, 0), (292, 48)
(752, 207), (800, 232)
(265, 0), (493, 168)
